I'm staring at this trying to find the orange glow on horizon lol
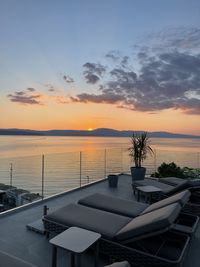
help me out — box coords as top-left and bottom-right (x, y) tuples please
(1, 99), (200, 135)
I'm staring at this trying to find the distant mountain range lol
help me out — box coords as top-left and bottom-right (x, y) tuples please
(0, 128), (199, 138)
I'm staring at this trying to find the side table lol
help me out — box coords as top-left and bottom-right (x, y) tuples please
(50, 226), (101, 267)
(136, 185), (163, 203)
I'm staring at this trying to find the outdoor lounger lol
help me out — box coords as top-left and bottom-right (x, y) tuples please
(133, 178), (200, 215)
(78, 191), (199, 235)
(133, 178), (187, 196)
(158, 177), (200, 188)
(43, 202), (190, 267)
(133, 177), (200, 196)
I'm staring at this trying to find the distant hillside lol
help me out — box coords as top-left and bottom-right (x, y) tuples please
(0, 128), (199, 138)
(0, 129), (43, 136)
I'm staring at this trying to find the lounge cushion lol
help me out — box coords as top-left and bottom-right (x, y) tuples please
(0, 250), (37, 267)
(188, 179), (200, 187)
(134, 179), (174, 194)
(104, 261), (130, 267)
(141, 190), (191, 214)
(116, 203), (181, 242)
(159, 177), (188, 186)
(44, 203), (131, 239)
(78, 193), (148, 217)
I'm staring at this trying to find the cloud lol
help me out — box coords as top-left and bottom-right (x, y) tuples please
(7, 88), (43, 105)
(8, 94), (42, 105)
(53, 96), (70, 104)
(105, 50), (121, 61)
(15, 91), (25, 96)
(8, 27), (200, 114)
(43, 83), (57, 92)
(71, 93), (125, 104)
(83, 62), (106, 84)
(27, 87), (36, 92)
(146, 27), (200, 52)
(63, 75), (74, 83)
(71, 27), (200, 115)
(105, 51), (130, 68)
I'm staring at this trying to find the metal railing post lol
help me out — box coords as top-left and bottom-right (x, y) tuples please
(41, 154), (45, 200)
(104, 149), (107, 178)
(197, 152), (200, 178)
(154, 149), (157, 174)
(121, 147), (123, 173)
(80, 151), (82, 187)
(10, 163), (13, 188)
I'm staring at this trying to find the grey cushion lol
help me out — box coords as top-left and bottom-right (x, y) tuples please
(45, 203), (131, 239)
(0, 250), (37, 267)
(142, 190), (191, 214)
(104, 261), (130, 267)
(78, 193), (148, 217)
(115, 203), (181, 242)
(188, 179), (200, 187)
(135, 179), (174, 194)
(159, 177), (188, 186)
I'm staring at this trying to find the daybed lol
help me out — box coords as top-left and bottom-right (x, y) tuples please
(133, 178), (200, 215)
(158, 177), (200, 187)
(43, 202), (190, 267)
(78, 191), (198, 236)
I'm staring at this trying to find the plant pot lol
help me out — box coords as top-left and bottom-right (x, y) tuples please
(108, 174), (118, 188)
(131, 167), (146, 181)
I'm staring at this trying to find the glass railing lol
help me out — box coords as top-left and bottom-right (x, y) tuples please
(0, 148), (199, 210)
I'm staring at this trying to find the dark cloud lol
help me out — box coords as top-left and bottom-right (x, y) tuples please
(147, 27), (200, 52)
(121, 56), (129, 67)
(7, 90), (43, 105)
(44, 83), (56, 92)
(83, 62), (106, 84)
(71, 93), (124, 104)
(48, 88), (55, 92)
(63, 75), (74, 83)
(71, 30), (200, 115)
(84, 73), (100, 84)
(27, 87), (36, 92)
(105, 50), (121, 61)
(15, 91), (25, 96)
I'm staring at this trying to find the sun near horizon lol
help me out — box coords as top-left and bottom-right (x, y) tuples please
(87, 128), (93, 131)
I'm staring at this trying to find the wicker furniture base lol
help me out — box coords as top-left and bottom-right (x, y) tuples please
(99, 231), (189, 267)
(43, 219), (190, 267)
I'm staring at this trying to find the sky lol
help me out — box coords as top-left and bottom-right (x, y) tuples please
(1, 0), (200, 135)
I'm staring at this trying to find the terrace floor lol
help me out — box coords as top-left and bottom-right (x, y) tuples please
(0, 174), (199, 266)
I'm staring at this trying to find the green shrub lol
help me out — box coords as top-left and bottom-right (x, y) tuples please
(151, 162), (185, 178)
(151, 162), (200, 179)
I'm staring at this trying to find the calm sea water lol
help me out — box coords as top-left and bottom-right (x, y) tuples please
(0, 136), (199, 197)
(0, 135), (200, 158)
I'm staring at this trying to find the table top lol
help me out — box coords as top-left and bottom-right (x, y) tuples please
(136, 185), (163, 193)
(50, 227), (101, 253)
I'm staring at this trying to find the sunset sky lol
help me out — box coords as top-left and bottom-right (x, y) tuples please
(1, 0), (200, 135)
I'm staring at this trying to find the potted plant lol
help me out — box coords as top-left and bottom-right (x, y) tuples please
(128, 132), (154, 181)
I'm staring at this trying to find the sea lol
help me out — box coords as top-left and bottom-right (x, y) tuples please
(0, 136), (199, 197)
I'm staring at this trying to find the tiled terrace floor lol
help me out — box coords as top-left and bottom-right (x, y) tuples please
(0, 175), (199, 266)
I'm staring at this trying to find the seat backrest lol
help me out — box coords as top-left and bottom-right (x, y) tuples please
(159, 177), (188, 186)
(135, 179), (174, 194)
(141, 190), (191, 215)
(115, 202), (181, 242)
(104, 261), (130, 267)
